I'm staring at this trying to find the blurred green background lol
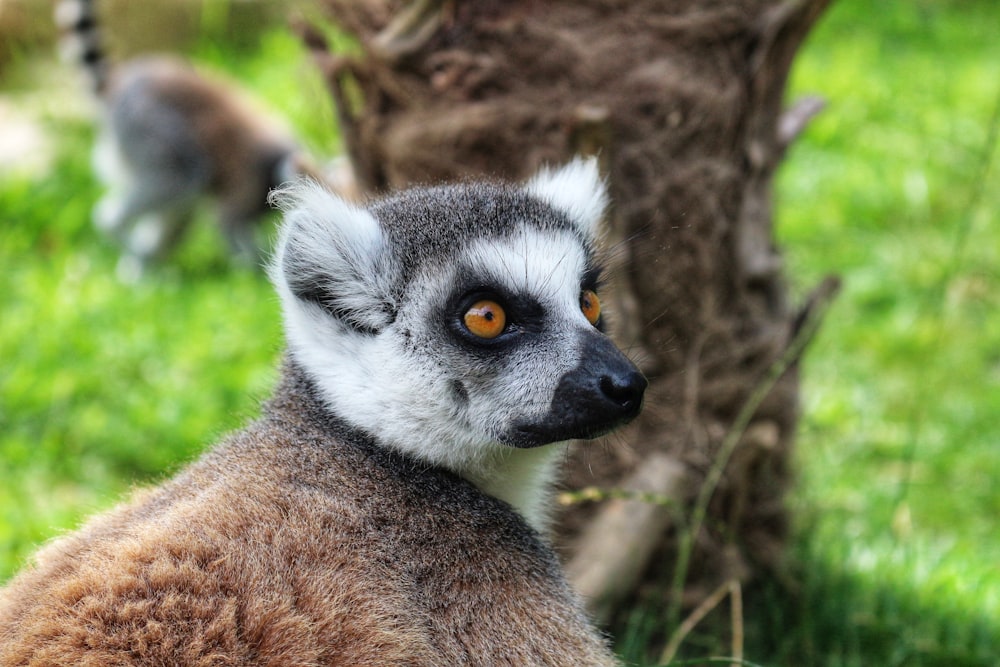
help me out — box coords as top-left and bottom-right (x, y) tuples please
(1, 1), (997, 665)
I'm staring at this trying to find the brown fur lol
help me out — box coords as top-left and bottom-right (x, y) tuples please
(0, 361), (616, 665)
(105, 56), (304, 217)
(90, 55), (322, 269)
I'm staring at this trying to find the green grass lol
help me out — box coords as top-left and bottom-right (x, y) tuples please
(0, 127), (284, 571)
(615, 1), (1000, 665)
(1, 1), (998, 665)
(0, 32), (303, 576)
(776, 1), (1000, 663)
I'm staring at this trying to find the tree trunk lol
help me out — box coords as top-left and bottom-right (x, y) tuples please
(304, 0), (834, 620)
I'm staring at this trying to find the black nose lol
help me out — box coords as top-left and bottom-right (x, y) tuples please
(555, 333), (646, 427)
(599, 370), (647, 413)
(507, 331), (648, 447)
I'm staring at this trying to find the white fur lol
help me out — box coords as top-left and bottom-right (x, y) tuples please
(526, 157), (608, 242)
(270, 179), (602, 532)
(460, 229), (590, 325)
(91, 131), (130, 233)
(465, 444), (568, 532)
(269, 180), (398, 333)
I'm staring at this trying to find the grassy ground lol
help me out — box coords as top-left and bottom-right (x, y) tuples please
(1, 1), (997, 665)
(615, 1), (1000, 665)
(764, 1), (999, 664)
(0, 28), (327, 577)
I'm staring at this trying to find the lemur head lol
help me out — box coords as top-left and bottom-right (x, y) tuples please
(269, 159), (646, 474)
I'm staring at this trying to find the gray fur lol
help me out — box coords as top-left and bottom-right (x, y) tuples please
(369, 181), (598, 280)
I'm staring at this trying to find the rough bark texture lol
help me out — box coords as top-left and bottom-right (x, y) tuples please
(305, 0), (832, 615)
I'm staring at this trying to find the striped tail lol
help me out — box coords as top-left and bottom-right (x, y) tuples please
(54, 0), (109, 95)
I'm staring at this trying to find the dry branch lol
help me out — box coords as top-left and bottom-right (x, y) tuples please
(564, 453), (687, 624)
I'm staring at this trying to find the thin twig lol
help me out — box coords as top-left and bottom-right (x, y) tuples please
(730, 580), (744, 667)
(660, 579), (738, 665)
(558, 486), (680, 508)
(666, 276), (841, 632)
(939, 77), (1000, 302)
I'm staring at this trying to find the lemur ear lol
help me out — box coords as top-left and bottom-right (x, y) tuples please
(525, 157), (608, 242)
(268, 180), (395, 334)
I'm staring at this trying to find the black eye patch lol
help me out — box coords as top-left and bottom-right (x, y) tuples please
(445, 285), (546, 349)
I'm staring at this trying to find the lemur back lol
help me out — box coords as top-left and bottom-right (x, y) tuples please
(0, 160), (644, 665)
(56, 0), (318, 279)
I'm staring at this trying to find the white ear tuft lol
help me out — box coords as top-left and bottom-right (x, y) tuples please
(525, 157), (608, 241)
(268, 179), (395, 333)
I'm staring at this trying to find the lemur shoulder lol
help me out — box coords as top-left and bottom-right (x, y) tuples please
(0, 159), (645, 665)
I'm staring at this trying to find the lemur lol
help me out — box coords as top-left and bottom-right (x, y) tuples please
(56, 0), (321, 279)
(0, 159), (644, 664)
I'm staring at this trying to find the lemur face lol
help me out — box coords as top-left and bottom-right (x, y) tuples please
(270, 159), (646, 471)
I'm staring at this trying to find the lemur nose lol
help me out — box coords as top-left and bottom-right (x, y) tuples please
(512, 332), (648, 447)
(599, 370), (647, 411)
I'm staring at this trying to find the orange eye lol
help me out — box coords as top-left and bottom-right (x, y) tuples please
(580, 289), (601, 326)
(463, 300), (507, 339)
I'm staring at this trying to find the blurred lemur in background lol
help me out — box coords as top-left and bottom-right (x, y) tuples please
(56, 0), (322, 280)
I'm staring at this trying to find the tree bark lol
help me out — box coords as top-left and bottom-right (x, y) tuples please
(304, 0), (834, 618)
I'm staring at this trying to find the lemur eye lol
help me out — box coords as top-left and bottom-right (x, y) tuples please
(463, 300), (507, 339)
(581, 289), (601, 326)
